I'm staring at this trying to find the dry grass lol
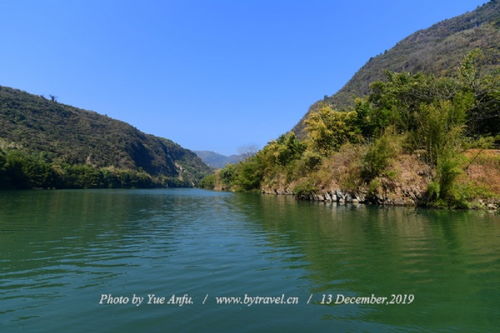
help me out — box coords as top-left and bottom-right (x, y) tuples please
(463, 149), (500, 195)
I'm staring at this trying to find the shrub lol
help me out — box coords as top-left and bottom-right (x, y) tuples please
(233, 157), (263, 191)
(426, 152), (466, 208)
(362, 128), (402, 181)
(294, 151), (322, 177)
(219, 164), (237, 186)
(293, 179), (317, 197)
(305, 106), (361, 155)
(200, 174), (215, 189)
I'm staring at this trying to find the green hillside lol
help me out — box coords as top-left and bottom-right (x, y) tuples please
(194, 151), (251, 169)
(0, 86), (210, 188)
(293, 0), (500, 137)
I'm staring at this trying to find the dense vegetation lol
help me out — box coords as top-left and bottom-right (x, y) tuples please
(204, 50), (499, 208)
(293, 0), (500, 137)
(0, 145), (189, 189)
(0, 86), (211, 189)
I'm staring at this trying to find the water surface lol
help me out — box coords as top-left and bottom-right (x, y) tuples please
(1, 189), (499, 332)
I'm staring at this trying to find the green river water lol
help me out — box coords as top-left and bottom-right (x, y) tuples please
(0, 189), (499, 332)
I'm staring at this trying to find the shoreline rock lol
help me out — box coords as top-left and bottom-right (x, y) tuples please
(261, 188), (499, 210)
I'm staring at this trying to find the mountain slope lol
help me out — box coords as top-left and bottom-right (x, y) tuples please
(194, 151), (250, 169)
(293, 0), (500, 137)
(0, 86), (210, 185)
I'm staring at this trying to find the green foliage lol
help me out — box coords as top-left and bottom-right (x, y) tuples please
(457, 48), (483, 91)
(0, 150), (57, 188)
(209, 133), (305, 191)
(412, 96), (471, 165)
(269, 132), (306, 166)
(219, 164), (237, 186)
(293, 179), (317, 197)
(362, 55), (485, 207)
(464, 136), (495, 150)
(366, 72), (463, 134)
(465, 65), (500, 137)
(352, 98), (379, 138)
(232, 156), (263, 191)
(424, 152), (493, 209)
(0, 147), (178, 189)
(426, 161), (468, 209)
(362, 128), (402, 180)
(294, 151), (322, 176)
(467, 86), (500, 137)
(200, 174), (216, 189)
(368, 178), (382, 195)
(305, 106), (361, 155)
(434, 154), (464, 204)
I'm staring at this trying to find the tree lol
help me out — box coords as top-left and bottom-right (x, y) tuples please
(262, 132), (305, 167)
(305, 106), (361, 155)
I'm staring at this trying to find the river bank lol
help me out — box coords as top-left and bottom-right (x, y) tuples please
(210, 149), (500, 210)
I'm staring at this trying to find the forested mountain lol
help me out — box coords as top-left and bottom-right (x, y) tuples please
(0, 86), (210, 188)
(293, 0), (500, 137)
(194, 151), (250, 169)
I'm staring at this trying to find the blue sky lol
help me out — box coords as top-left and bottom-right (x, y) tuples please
(0, 0), (487, 155)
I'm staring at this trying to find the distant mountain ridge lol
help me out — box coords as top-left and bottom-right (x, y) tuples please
(0, 86), (210, 185)
(293, 0), (500, 137)
(194, 150), (250, 168)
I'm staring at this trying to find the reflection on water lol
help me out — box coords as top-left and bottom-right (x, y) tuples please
(0, 189), (499, 332)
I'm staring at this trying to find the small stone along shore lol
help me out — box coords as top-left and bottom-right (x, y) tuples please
(263, 188), (415, 206)
(261, 188), (499, 210)
(299, 190), (367, 204)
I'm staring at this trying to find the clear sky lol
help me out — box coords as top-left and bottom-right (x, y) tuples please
(0, 0), (488, 155)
